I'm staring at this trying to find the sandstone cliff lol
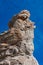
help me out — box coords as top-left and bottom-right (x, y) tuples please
(0, 10), (39, 65)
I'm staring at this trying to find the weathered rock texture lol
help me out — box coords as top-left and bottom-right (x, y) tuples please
(0, 10), (39, 65)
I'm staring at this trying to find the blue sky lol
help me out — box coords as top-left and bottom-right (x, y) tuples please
(0, 0), (43, 65)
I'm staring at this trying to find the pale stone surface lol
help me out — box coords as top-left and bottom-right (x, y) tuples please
(0, 10), (39, 65)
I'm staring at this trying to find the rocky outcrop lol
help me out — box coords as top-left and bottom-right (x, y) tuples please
(0, 10), (39, 65)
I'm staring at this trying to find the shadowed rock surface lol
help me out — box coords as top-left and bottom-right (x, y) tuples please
(0, 10), (39, 65)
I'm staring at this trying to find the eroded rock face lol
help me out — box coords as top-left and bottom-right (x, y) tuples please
(0, 10), (39, 65)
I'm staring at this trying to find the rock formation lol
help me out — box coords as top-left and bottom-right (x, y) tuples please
(0, 10), (39, 65)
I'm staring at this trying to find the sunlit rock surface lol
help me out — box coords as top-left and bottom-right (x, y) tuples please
(0, 10), (39, 65)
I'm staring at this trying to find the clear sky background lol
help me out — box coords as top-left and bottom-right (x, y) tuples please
(0, 0), (43, 65)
